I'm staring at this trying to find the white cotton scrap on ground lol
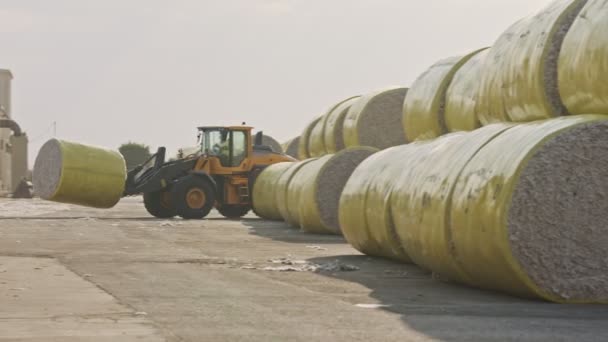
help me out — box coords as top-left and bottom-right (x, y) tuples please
(262, 258), (359, 273)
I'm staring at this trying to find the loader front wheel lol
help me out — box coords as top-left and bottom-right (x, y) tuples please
(172, 176), (216, 219)
(218, 205), (250, 219)
(143, 191), (176, 218)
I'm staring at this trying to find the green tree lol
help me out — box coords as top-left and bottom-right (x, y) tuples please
(119, 142), (152, 171)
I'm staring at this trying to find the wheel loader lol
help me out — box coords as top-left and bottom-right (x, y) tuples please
(123, 125), (296, 219)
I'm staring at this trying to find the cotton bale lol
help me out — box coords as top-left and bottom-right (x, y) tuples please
(449, 114), (608, 302)
(324, 96), (360, 154)
(390, 124), (513, 281)
(343, 87), (408, 150)
(403, 50), (484, 142)
(251, 162), (293, 220)
(287, 147), (377, 234)
(558, 0), (608, 115)
(307, 117), (328, 158)
(275, 159), (317, 226)
(261, 135), (283, 153)
(282, 137), (300, 159)
(477, 0), (588, 124)
(298, 117), (322, 159)
(33, 139), (126, 209)
(444, 48), (489, 132)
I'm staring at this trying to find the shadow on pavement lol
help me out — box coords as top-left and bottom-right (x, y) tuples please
(242, 218), (347, 245)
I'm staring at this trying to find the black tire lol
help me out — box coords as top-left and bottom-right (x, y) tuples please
(171, 176), (216, 219)
(143, 191), (176, 218)
(218, 205), (250, 219)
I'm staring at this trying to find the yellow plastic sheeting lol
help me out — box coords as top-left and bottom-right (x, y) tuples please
(343, 87), (408, 149)
(477, 0), (587, 124)
(444, 48), (489, 132)
(252, 162), (293, 220)
(33, 139), (126, 209)
(450, 115), (608, 302)
(308, 117), (328, 158)
(287, 155), (333, 233)
(391, 124), (512, 282)
(323, 96), (360, 154)
(298, 117), (322, 159)
(275, 159), (317, 226)
(403, 52), (481, 142)
(340, 146), (419, 261)
(559, 0), (608, 115)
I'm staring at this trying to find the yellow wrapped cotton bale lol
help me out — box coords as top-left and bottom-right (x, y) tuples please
(275, 159), (317, 226)
(403, 51), (482, 141)
(282, 137), (300, 159)
(33, 139), (126, 208)
(444, 48), (489, 132)
(477, 0), (588, 124)
(307, 117), (328, 158)
(390, 124), (513, 281)
(298, 117), (322, 159)
(261, 135), (283, 154)
(287, 148), (377, 234)
(449, 114), (608, 303)
(340, 145), (428, 262)
(343, 87), (408, 150)
(324, 96), (360, 154)
(559, 0), (608, 115)
(251, 162), (293, 220)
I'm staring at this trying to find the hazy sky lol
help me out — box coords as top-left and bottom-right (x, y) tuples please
(0, 0), (549, 165)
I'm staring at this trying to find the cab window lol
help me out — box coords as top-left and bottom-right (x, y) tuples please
(231, 131), (247, 167)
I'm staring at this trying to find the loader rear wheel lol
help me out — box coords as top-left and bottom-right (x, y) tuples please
(218, 205), (250, 219)
(172, 176), (216, 219)
(143, 191), (176, 218)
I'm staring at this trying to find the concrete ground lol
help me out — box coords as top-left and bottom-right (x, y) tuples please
(0, 197), (607, 341)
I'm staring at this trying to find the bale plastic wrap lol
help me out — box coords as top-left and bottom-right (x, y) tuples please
(33, 139), (126, 209)
(343, 87), (408, 149)
(477, 0), (587, 124)
(275, 159), (316, 226)
(391, 125), (513, 282)
(450, 114), (608, 303)
(444, 48), (489, 132)
(298, 117), (322, 159)
(252, 162), (293, 220)
(340, 146), (420, 262)
(282, 137), (300, 159)
(403, 52), (481, 141)
(307, 117), (328, 158)
(323, 96), (360, 154)
(558, 0), (608, 115)
(287, 155), (333, 233)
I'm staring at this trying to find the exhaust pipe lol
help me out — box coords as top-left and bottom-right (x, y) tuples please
(0, 119), (22, 136)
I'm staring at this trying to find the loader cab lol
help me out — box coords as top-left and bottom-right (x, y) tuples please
(197, 126), (252, 168)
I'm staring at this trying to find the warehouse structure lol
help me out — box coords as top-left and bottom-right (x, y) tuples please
(0, 69), (28, 197)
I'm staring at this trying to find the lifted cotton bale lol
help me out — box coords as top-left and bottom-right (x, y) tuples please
(450, 114), (608, 303)
(323, 96), (360, 154)
(477, 0), (588, 124)
(390, 124), (513, 281)
(343, 87), (408, 150)
(403, 50), (483, 142)
(559, 0), (608, 115)
(33, 139), (126, 209)
(289, 147), (377, 234)
(261, 135), (283, 154)
(252, 162), (293, 220)
(282, 137), (300, 159)
(275, 159), (317, 226)
(298, 117), (322, 159)
(444, 49), (489, 132)
(340, 145), (421, 262)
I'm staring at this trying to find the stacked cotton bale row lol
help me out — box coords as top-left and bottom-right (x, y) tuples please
(559, 0), (608, 115)
(403, 50), (484, 142)
(252, 147), (376, 234)
(477, 0), (588, 124)
(281, 137), (300, 159)
(340, 114), (608, 303)
(33, 139), (127, 208)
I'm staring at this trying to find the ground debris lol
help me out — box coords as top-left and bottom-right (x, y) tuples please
(262, 258), (359, 273)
